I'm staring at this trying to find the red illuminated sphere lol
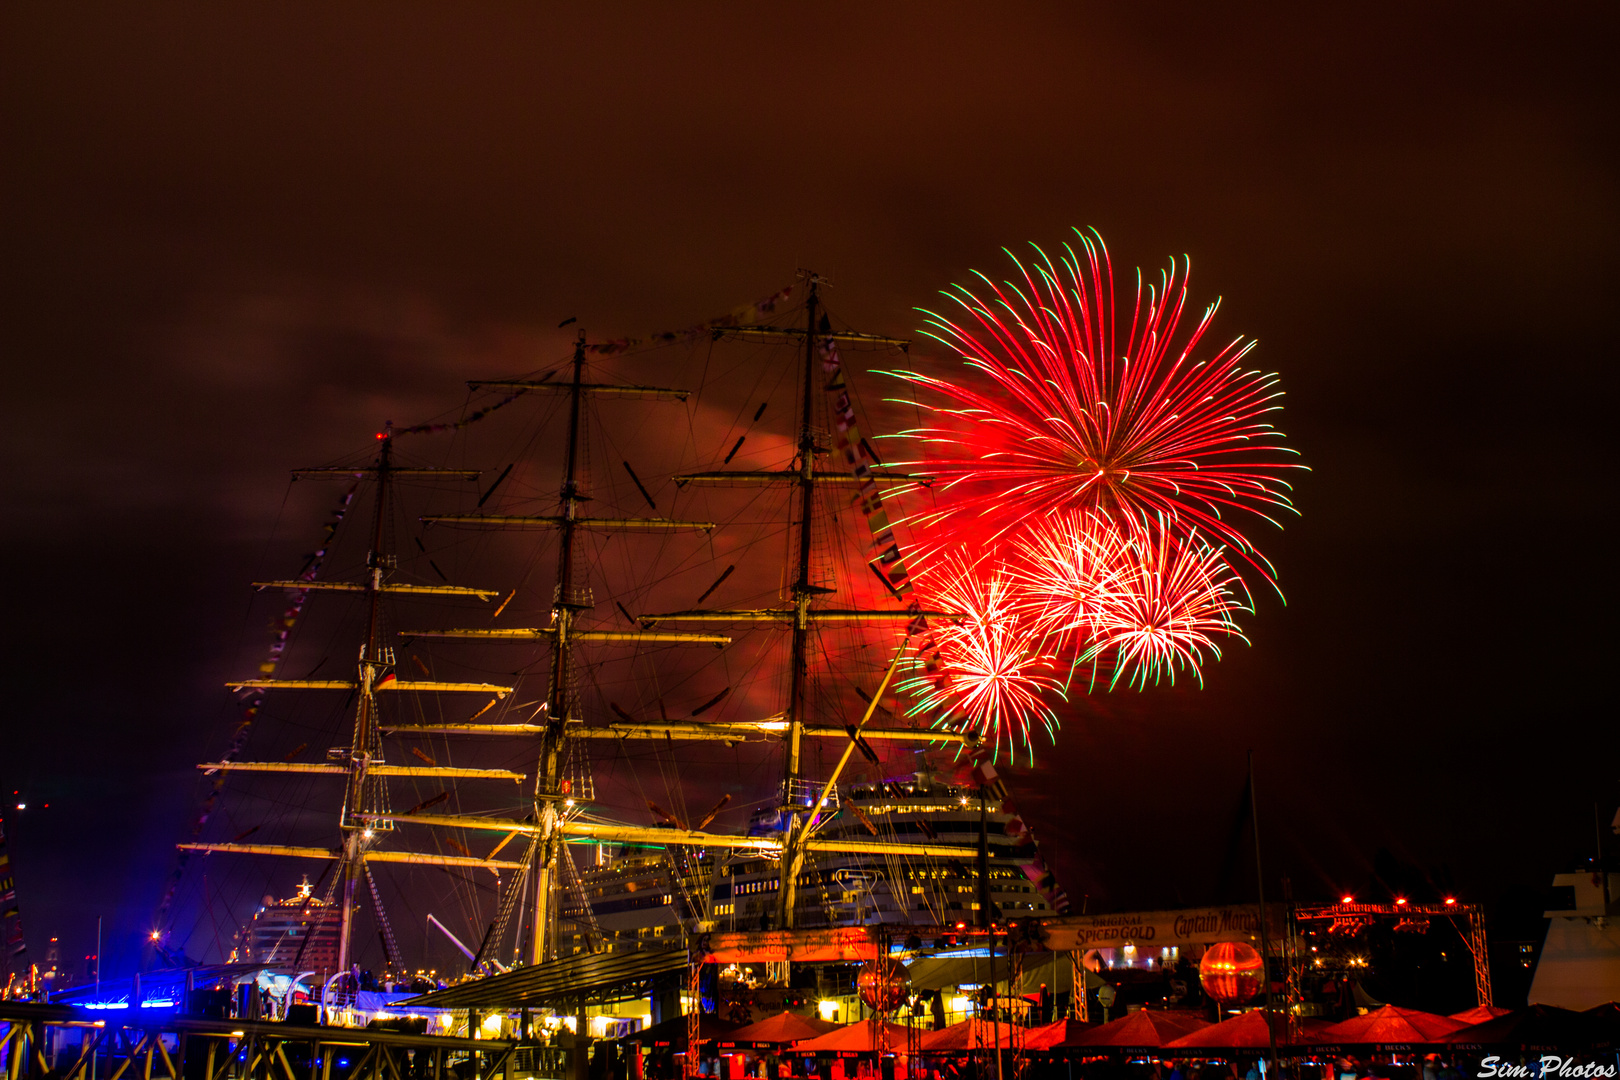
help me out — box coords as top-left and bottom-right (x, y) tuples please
(1198, 942), (1264, 1002)
(857, 958), (910, 1010)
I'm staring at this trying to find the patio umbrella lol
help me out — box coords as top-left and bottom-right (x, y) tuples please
(1319, 1005), (1466, 1046)
(1448, 1004), (1510, 1026)
(918, 1018), (1011, 1052)
(1162, 1009), (1319, 1051)
(1021, 1019), (1095, 1050)
(1438, 1004), (1595, 1052)
(1584, 1003), (1620, 1050)
(723, 1011), (840, 1046)
(794, 1020), (915, 1053)
(1062, 1010), (1211, 1049)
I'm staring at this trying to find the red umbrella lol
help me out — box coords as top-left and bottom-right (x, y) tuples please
(1162, 1010), (1319, 1051)
(723, 1011), (840, 1046)
(1448, 1005), (1511, 1026)
(918, 1018), (1009, 1052)
(1062, 1010), (1211, 1049)
(1584, 1003), (1620, 1050)
(1319, 1005), (1466, 1046)
(1438, 1005), (1596, 1052)
(1021, 1019), (1095, 1050)
(794, 1020), (915, 1053)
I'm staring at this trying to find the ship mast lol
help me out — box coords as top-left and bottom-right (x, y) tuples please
(623, 278), (920, 938)
(180, 422), (551, 990)
(336, 425), (397, 973)
(396, 344), (715, 968)
(530, 333), (588, 965)
(777, 279), (824, 931)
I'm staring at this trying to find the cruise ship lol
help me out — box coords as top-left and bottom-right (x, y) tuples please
(236, 877), (341, 976)
(556, 771), (1053, 956)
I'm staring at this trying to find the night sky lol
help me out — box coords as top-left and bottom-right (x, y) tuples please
(3, 5), (1617, 986)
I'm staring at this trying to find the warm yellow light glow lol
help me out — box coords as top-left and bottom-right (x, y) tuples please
(482, 1014), (504, 1033)
(817, 999), (838, 1022)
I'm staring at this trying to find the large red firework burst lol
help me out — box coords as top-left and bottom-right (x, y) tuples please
(887, 228), (1302, 585)
(882, 231), (1300, 758)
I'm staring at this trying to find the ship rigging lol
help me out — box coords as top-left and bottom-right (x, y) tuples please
(167, 276), (1040, 986)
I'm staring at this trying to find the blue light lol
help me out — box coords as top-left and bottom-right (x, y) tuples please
(140, 999), (177, 1008)
(82, 1001), (130, 1011)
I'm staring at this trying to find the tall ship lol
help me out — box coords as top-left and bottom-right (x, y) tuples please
(159, 275), (1067, 994)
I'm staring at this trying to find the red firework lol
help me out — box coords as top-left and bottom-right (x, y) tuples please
(1007, 509), (1134, 654)
(1086, 525), (1247, 689)
(900, 557), (1063, 763)
(1011, 512), (1249, 690)
(888, 229), (1302, 585)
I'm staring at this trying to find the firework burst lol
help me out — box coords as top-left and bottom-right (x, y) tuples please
(1085, 522), (1250, 690)
(900, 557), (1064, 764)
(1006, 509), (1134, 653)
(1006, 511), (1250, 690)
(886, 228), (1302, 586)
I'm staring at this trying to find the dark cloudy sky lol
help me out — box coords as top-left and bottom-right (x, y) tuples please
(3, 4), (1617, 981)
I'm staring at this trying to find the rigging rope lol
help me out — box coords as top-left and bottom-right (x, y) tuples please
(474, 833), (537, 973)
(365, 860), (402, 971)
(154, 482), (359, 940)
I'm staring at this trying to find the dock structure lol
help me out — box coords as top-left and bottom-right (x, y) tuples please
(0, 1001), (526, 1080)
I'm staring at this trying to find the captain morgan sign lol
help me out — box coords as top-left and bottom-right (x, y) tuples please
(1039, 905), (1287, 952)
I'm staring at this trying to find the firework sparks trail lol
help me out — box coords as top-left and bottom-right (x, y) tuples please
(899, 557), (1064, 764)
(883, 227), (1303, 588)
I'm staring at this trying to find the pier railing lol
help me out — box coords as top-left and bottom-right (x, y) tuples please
(0, 1002), (552, 1080)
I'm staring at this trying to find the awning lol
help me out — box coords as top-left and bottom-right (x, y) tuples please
(405, 949), (687, 1009)
(905, 956), (996, 992)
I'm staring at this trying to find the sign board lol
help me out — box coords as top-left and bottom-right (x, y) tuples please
(695, 926), (881, 963)
(1039, 904), (1287, 953)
